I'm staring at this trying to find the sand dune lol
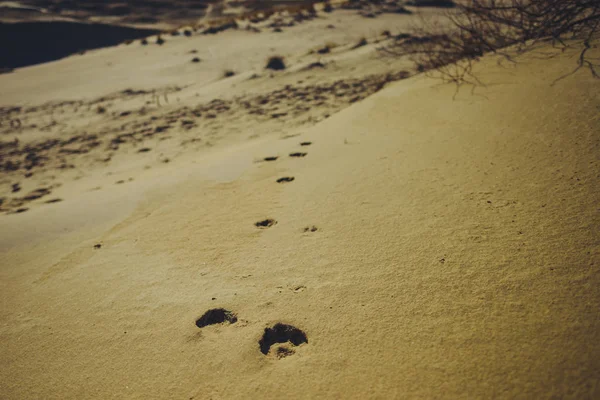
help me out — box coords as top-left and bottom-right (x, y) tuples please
(1, 2), (599, 399)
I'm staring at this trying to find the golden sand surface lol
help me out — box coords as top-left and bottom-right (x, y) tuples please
(1, 5), (599, 398)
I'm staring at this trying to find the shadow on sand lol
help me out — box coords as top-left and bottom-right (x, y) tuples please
(0, 21), (160, 69)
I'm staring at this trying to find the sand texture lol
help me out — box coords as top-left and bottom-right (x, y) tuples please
(1, 3), (599, 399)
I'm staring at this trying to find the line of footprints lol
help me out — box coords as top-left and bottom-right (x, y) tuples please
(196, 309), (308, 360)
(196, 140), (314, 359)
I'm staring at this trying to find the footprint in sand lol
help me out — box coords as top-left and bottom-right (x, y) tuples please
(276, 177), (295, 183)
(259, 323), (308, 358)
(255, 219), (277, 228)
(195, 308), (238, 328)
(303, 226), (318, 233)
(289, 152), (307, 158)
(291, 285), (306, 293)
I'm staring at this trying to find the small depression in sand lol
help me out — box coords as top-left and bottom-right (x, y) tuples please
(259, 323), (308, 358)
(255, 219), (277, 228)
(276, 177), (295, 183)
(195, 308), (238, 328)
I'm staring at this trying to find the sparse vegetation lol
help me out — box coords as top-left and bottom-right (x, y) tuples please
(191, 57), (201, 63)
(224, 70), (236, 78)
(266, 56), (286, 70)
(141, 38), (148, 45)
(385, 0), (600, 86)
(389, 5), (412, 14)
(203, 19), (238, 35)
(352, 37), (368, 49)
(317, 42), (338, 54)
(156, 35), (165, 45)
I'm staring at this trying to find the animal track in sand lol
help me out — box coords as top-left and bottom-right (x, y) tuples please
(276, 177), (295, 183)
(289, 152), (307, 158)
(255, 219), (277, 228)
(0, 72), (411, 180)
(1, 187), (54, 214)
(22, 188), (51, 201)
(292, 285), (306, 293)
(303, 226), (318, 232)
(299, 142), (312, 146)
(259, 323), (308, 357)
(263, 156), (279, 162)
(195, 308), (238, 328)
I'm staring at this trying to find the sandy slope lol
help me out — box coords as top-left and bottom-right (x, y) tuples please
(0, 8), (418, 217)
(1, 20), (600, 400)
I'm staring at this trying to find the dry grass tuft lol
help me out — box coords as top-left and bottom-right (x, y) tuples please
(266, 56), (286, 70)
(352, 37), (368, 49)
(384, 0), (600, 87)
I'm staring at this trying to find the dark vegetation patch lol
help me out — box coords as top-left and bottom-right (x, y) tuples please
(266, 56), (286, 70)
(352, 37), (368, 49)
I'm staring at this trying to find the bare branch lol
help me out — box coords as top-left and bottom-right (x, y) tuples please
(383, 0), (600, 86)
